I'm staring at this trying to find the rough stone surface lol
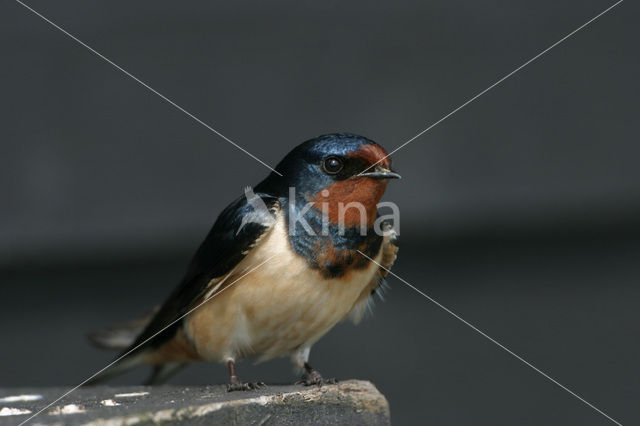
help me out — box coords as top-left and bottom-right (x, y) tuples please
(0, 380), (390, 425)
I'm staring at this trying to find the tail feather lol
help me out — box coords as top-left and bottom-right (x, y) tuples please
(84, 307), (161, 386)
(87, 306), (159, 350)
(144, 363), (188, 385)
(83, 354), (146, 386)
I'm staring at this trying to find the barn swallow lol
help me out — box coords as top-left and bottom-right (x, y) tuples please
(88, 133), (400, 390)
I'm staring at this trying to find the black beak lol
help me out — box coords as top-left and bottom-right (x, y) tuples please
(359, 165), (401, 180)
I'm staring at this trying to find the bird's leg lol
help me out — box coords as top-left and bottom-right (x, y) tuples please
(227, 360), (245, 391)
(298, 362), (337, 387)
(226, 359), (265, 392)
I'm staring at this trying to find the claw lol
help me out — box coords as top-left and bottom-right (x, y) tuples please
(298, 370), (337, 387)
(227, 375), (266, 392)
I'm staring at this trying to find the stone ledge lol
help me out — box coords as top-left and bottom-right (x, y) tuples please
(0, 380), (390, 425)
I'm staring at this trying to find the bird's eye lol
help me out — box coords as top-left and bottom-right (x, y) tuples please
(322, 156), (343, 175)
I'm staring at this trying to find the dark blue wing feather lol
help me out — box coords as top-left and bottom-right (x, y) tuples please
(124, 192), (279, 354)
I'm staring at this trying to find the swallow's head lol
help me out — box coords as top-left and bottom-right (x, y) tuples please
(265, 133), (400, 227)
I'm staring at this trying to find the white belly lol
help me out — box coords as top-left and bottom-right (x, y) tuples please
(183, 216), (381, 362)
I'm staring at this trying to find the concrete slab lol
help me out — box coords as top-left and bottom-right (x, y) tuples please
(0, 380), (390, 425)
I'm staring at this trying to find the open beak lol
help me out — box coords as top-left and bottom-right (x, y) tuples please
(359, 165), (401, 180)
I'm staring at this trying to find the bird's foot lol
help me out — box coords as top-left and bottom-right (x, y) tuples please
(296, 370), (337, 387)
(227, 375), (266, 392)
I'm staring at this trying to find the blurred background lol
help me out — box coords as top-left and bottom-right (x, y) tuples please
(1, 0), (638, 424)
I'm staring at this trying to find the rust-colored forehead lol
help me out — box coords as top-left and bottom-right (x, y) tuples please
(346, 144), (391, 167)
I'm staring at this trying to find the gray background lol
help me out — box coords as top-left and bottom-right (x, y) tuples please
(1, 0), (638, 425)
